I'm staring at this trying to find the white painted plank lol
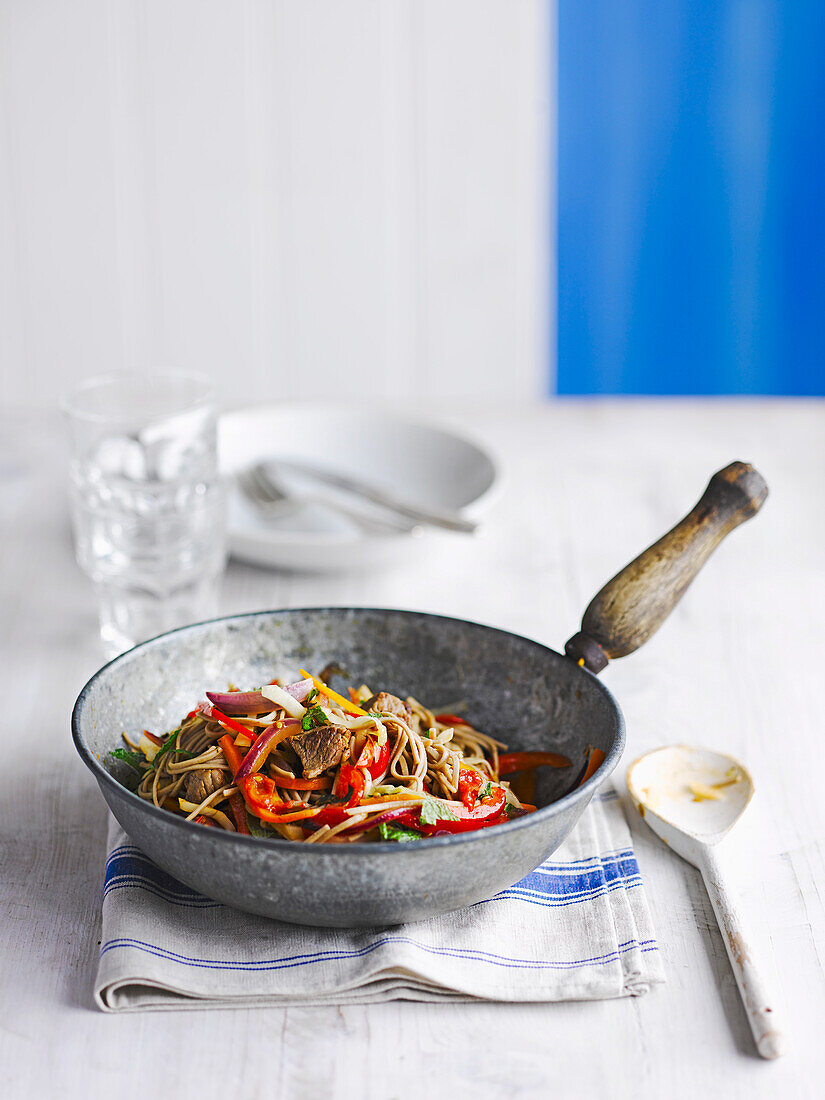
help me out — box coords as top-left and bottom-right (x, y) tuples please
(0, 0), (550, 406)
(0, 0), (123, 402)
(414, 0), (549, 401)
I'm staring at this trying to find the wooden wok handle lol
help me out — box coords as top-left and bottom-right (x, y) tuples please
(565, 462), (768, 673)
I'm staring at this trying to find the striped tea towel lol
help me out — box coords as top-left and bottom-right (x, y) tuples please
(94, 788), (664, 1011)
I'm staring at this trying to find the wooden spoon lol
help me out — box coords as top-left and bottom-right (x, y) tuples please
(627, 745), (787, 1059)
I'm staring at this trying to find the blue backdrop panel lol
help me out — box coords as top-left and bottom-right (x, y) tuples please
(557, 1), (825, 395)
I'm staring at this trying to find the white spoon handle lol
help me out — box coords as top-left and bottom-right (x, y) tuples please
(699, 848), (787, 1058)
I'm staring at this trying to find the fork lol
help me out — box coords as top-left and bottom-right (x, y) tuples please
(236, 465), (418, 536)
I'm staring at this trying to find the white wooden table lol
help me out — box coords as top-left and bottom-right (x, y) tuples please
(3, 400), (824, 1098)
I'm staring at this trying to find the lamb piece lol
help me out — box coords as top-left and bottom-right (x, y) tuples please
(290, 725), (349, 779)
(363, 691), (412, 721)
(184, 767), (226, 805)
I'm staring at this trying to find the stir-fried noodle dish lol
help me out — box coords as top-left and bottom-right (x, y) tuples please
(111, 668), (580, 844)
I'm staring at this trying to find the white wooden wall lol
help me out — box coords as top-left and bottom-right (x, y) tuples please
(0, 0), (553, 407)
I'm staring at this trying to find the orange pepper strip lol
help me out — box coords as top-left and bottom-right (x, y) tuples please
(270, 776), (331, 791)
(578, 747), (606, 786)
(298, 669), (367, 716)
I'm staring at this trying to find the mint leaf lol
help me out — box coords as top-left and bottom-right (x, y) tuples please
(301, 705), (328, 731)
(151, 727), (181, 765)
(378, 822), (422, 843)
(109, 747), (143, 772)
(419, 796), (460, 826)
(109, 747), (143, 791)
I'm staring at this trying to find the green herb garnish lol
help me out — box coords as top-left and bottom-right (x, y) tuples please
(109, 746), (143, 772)
(305, 687), (319, 705)
(108, 747), (143, 790)
(419, 796), (460, 826)
(301, 705), (328, 731)
(378, 822), (422, 843)
(151, 727), (184, 766)
(478, 781), (493, 801)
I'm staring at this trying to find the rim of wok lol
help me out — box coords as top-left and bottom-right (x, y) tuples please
(72, 607), (625, 854)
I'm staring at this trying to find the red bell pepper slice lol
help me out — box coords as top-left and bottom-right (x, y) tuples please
(368, 738), (390, 779)
(435, 713), (472, 727)
(457, 767), (484, 809)
(334, 764), (366, 807)
(351, 736), (391, 780)
(389, 785), (508, 836)
(227, 792), (251, 834)
(311, 806), (351, 828)
(236, 773), (308, 822)
(202, 703), (254, 740)
(270, 776), (331, 791)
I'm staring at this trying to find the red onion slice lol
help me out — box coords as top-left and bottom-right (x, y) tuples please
(205, 691), (270, 714)
(206, 678), (312, 715)
(234, 719), (301, 782)
(283, 678), (313, 703)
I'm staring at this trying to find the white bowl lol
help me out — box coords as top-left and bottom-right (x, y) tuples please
(219, 403), (498, 572)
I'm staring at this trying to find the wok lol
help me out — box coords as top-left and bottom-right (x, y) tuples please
(72, 462), (767, 927)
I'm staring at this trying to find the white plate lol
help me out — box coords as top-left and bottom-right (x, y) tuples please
(219, 403), (498, 572)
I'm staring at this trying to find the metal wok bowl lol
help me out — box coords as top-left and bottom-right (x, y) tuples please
(71, 463), (767, 927)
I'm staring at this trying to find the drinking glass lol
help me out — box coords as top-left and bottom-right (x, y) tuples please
(63, 372), (226, 657)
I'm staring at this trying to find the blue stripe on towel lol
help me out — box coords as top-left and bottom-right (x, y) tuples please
(102, 842), (645, 918)
(99, 934), (658, 972)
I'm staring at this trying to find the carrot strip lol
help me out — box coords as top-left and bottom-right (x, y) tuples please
(299, 669), (367, 716)
(578, 747), (606, 786)
(218, 734), (244, 778)
(270, 776), (331, 791)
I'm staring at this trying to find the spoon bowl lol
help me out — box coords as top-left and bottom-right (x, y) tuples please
(627, 745), (754, 862)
